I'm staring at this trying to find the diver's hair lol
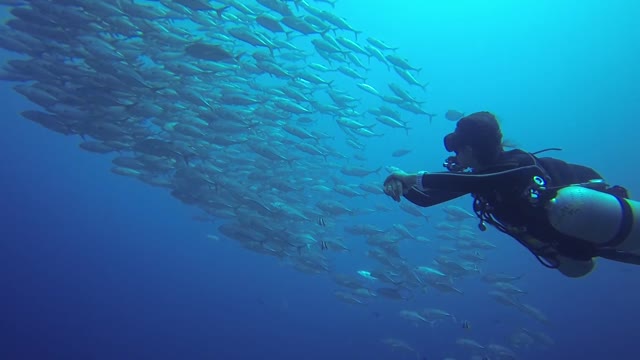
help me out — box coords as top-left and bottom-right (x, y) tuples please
(456, 111), (504, 166)
(501, 139), (519, 149)
(473, 142), (503, 166)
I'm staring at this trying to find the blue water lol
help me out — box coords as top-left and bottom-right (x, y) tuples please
(1, 1), (639, 359)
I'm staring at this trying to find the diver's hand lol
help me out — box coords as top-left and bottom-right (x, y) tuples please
(383, 172), (417, 202)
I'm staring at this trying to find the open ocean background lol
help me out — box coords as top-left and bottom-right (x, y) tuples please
(1, 1), (639, 359)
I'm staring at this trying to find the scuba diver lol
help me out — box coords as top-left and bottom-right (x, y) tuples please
(383, 111), (638, 278)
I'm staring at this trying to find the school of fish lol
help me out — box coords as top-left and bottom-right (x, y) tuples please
(0, 0), (553, 358)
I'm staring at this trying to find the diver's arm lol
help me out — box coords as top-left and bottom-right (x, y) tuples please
(385, 164), (544, 204)
(404, 186), (467, 207)
(416, 165), (544, 194)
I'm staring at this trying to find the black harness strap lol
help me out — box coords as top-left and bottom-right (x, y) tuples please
(600, 196), (633, 249)
(470, 151), (575, 268)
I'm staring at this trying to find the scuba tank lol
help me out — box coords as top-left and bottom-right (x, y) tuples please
(545, 183), (640, 254)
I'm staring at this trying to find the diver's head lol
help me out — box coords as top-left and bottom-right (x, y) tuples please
(443, 111), (503, 169)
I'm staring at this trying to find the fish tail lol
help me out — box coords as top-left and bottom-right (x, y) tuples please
(182, 154), (195, 165)
(233, 52), (246, 63)
(215, 5), (230, 18)
(426, 113), (436, 124)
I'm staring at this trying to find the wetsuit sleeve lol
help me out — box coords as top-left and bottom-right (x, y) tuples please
(415, 166), (544, 194)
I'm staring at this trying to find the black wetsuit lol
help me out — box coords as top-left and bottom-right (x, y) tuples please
(405, 149), (604, 262)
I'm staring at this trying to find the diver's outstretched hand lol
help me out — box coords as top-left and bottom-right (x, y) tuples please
(383, 172), (417, 202)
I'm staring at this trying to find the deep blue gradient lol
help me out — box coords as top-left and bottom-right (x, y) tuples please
(1, 1), (639, 360)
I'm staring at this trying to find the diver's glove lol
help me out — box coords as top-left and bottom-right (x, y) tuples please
(383, 172), (418, 202)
